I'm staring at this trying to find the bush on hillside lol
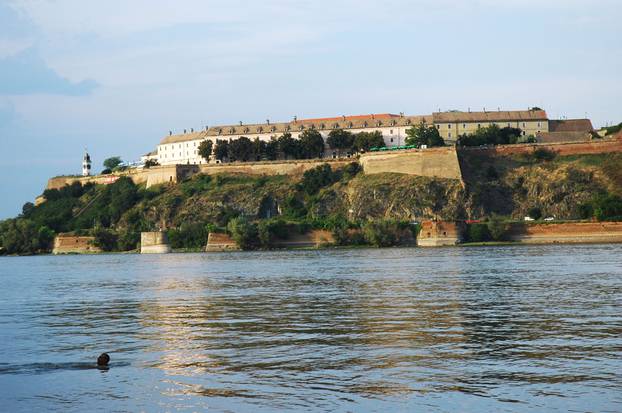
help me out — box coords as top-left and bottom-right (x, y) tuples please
(227, 216), (258, 250)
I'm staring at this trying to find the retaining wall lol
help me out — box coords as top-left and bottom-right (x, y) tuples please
(509, 221), (622, 244)
(417, 221), (464, 247)
(459, 136), (622, 157)
(205, 233), (241, 252)
(140, 231), (171, 253)
(53, 235), (101, 254)
(359, 147), (463, 180)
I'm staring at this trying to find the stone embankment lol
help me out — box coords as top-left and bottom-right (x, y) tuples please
(508, 222), (622, 244)
(52, 234), (101, 254)
(417, 221), (464, 247)
(140, 231), (171, 253)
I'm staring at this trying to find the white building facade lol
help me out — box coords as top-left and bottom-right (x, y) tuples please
(150, 109), (558, 166)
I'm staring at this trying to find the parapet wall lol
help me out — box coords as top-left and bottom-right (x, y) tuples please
(359, 147), (463, 180)
(509, 221), (622, 244)
(199, 158), (352, 176)
(53, 234), (101, 254)
(459, 136), (622, 157)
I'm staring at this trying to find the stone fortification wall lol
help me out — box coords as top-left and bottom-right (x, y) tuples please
(205, 233), (240, 252)
(53, 234), (101, 254)
(46, 165), (199, 191)
(199, 158), (352, 176)
(272, 230), (335, 248)
(509, 221), (622, 244)
(459, 136), (622, 157)
(140, 231), (171, 253)
(417, 221), (464, 247)
(359, 147), (463, 180)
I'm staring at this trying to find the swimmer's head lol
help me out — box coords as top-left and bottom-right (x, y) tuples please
(97, 353), (110, 366)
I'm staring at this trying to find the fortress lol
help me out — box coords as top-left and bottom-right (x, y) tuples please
(142, 108), (593, 166)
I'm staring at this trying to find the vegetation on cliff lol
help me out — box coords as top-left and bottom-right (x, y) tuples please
(2, 149), (622, 255)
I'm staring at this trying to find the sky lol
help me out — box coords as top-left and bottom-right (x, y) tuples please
(0, 0), (621, 218)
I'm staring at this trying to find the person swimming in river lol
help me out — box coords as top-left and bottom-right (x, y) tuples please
(97, 353), (110, 368)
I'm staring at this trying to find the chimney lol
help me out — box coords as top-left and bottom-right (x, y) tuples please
(184, 129), (187, 134)
(294, 115), (297, 123)
(399, 112), (404, 117)
(483, 107), (486, 112)
(239, 121), (243, 126)
(169, 131), (172, 136)
(371, 114), (375, 119)
(266, 119), (270, 125)
(342, 115), (346, 121)
(191, 128), (194, 132)
(497, 107), (500, 112)
(205, 125), (208, 131)
(468, 107), (471, 113)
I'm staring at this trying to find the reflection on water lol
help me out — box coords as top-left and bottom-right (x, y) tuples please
(1, 245), (621, 412)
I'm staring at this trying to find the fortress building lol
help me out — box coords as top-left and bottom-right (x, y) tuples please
(144, 108), (593, 166)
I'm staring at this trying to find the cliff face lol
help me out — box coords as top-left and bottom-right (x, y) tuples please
(314, 174), (466, 221)
(460, 151), (622, 219)
(121, 151), (621, 229)
(125, 171), (467, 229)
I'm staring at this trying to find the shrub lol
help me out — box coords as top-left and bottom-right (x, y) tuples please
(92, 227), (118, 251)
(227, 216), (258, 250)
(486, 215), (509, 241)
(257, 219), (289, 247)
(533, 148), (556, 162)
(527, 207), (542, 220)
(466, 223), (491, 242)
(167, 222), (209, 249)
(298, 164), (340, 195)
(362, 219), (401, 247)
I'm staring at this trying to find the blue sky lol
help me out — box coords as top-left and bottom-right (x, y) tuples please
(1, 0), (621, 218)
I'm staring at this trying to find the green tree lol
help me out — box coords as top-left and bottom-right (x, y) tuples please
(298, 130), (325, 159)
(487, 215), (509, 241)
(405, 122), (445, 147)
(278, 133), (301, 159)
(353, 131), (385, 152)
(103, 156), (123, 170)
(228, 137), (254, 162)
(214, 139), (230, 162)
(362, 219), (401, 247)
(227, 216), (258, 250)
(92, 227), (118, 251)
(297, 164), (339, 195)
(327, 129), (354, 155)
(253, 138), (266, 161)
(264, 137), (279, 161)
(527, 207), (542, 220)
(198, 139), (213, 162)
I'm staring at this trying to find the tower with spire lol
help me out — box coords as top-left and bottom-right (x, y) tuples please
(82, 149), (91, 176)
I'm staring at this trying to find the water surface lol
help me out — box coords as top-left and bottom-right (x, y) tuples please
(1, 245), (621, 412)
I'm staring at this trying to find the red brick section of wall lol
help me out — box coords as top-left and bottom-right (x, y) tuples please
(205, 233), (240, 252)
(53, 235), (102, 254)
(460, 137), (622, 157)
(509, 222), (622, 244)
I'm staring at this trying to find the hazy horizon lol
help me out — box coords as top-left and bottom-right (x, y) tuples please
(1, 0), (621, 218)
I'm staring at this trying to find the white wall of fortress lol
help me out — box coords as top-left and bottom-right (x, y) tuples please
(156, 126), (414, 166)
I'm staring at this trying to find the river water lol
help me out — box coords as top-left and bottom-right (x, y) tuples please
(0, 245), (621, 412)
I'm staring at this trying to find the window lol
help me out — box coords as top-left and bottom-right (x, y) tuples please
(390, 138), (394, 143)
(448, 132), (452, 138)
(448, 124), (451, 129)
(462, 123), (466, 128)
(522, 122), (526, 128)
(537, 122), (541, 127)
(478, 123), (481, 128)
(390, 129), (393, 134)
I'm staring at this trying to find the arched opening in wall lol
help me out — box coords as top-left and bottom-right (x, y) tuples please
(443, 232), (447, 236)
(169, 176), (173, 182)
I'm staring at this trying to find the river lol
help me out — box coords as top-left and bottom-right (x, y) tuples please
(1, 245), (621, 412)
